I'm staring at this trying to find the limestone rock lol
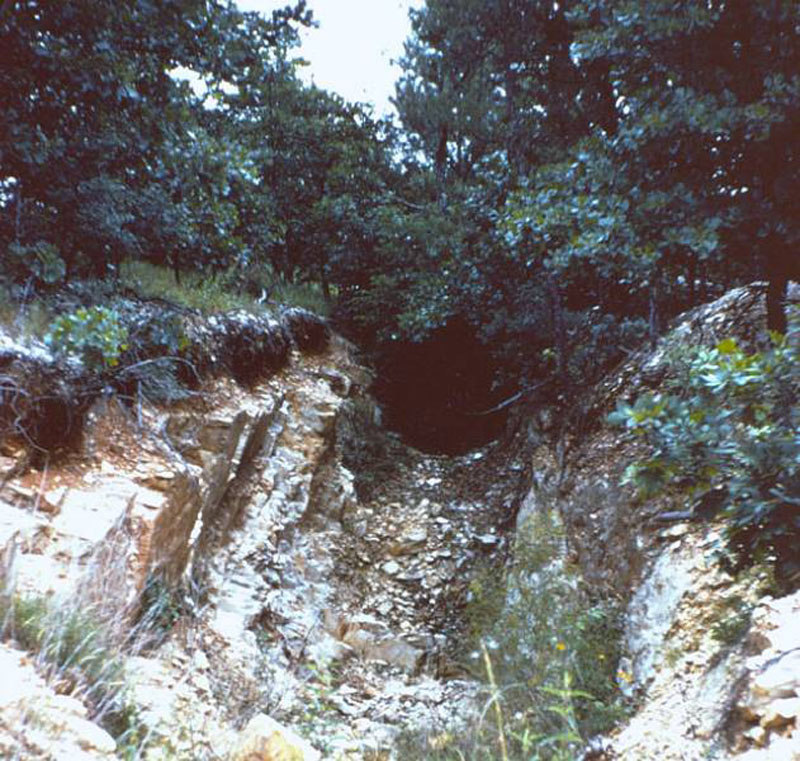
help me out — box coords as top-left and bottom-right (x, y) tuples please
(0, 643), (116, 760)
(388, 527), (428, 556)
(231, 714), (320, 761)
(752, 650), (800, 700)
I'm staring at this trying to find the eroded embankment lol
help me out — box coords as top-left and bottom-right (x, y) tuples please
(538, 283), (800, 761)
(0, 312), (532, 760)
(4, 283), (796, 761)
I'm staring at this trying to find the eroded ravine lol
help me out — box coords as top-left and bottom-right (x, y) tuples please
(189, 339), (533, 758)
(0, 320), (532, 759)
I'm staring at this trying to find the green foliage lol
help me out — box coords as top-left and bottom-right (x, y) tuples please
(411, 510), (628, 760)
(7, 241), (65, 285)
(295, 660), (345, 755)
(612, 314), (800, 578)
(2, 0), (797, 430)
(45, 305), (129, 371)
(137, 574), (184, 644)
(710, 595), (754, 647)
(375, 0), (798, 402)
(121, 259), (331, 316)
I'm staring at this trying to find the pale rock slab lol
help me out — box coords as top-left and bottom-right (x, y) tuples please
(0, 643), (116, 760)
(231, 713), (321, 761)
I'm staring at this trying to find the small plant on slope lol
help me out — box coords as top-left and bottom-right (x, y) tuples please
(45, 305), (129, 371)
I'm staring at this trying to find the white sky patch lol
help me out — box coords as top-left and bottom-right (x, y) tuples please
(168, 66), (239, 110)
(237, 0), (421, 117)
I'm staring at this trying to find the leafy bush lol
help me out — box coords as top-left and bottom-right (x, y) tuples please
(117, 310), (195, 402)
(709, 595), (754, 647)
(45, 305), (129, 371)
(612, 311), (799, 580)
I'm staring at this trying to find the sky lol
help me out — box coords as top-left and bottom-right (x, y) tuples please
(236, 0), (422, 117)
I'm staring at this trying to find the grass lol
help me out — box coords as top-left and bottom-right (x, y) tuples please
(0, 258), (332, 347)
(398, 509), (629, 761)
(0, 592), (134, 740)
(0, 561), (210, 758)
(119, 259), (332, 317)
(119, 260), (266, 314)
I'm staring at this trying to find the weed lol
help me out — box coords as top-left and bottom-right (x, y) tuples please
(399, 510), (629, 760)
(663, 645), (683, 669)
(0, 592), (135, 737)
(294, 659), (344, 755)
(710, 595), (754, 647)
(467, 510), (627, 738)
(270, 279), (332, 317)
(337, 396), (401, 502)
(45, 305), (129, 370)
(135, 573), (185, 649)
(611, 314), (800, 583)
(0, 280), (55, 339)
(120, 259), (332, 316)
(119, 260), (264, 314)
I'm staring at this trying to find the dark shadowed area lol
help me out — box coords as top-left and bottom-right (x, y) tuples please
(373, 319), (508, 454)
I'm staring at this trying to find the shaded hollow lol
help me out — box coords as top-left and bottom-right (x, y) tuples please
(373, 319), (508, 454)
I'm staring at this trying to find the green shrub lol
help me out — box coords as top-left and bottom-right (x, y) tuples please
(135, 573), (184, 648)
(611, 309), (799, 581)
(45, 305), (129, 371)
(710, 595), (754, 647)
(119, 311), (194, 402)
(338, 396), (401, 502)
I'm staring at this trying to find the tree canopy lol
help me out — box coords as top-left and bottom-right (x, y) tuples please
(1, 0), (797, 385)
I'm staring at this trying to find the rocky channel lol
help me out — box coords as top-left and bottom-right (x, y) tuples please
(0, 324), (530, 759)
(1, 285), (799, 760)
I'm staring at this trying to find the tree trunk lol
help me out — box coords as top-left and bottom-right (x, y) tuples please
(435, 124), (449, 210)
(765, 235), (791, 334)
(14, 183), (22, 241)
(648, 267), (661, 348)
(547, 274), (568, 385)
(687, 251), (697, 307)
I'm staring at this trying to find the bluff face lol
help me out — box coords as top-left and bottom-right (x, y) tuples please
(0, 305), (525, 759)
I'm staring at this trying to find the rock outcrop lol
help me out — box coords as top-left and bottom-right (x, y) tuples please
(0, 310), (527, 759)
(0, 283), (796, 760)
(518, 283), (800, 760)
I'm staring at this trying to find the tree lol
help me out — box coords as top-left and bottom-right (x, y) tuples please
(0, 0), (312, 282)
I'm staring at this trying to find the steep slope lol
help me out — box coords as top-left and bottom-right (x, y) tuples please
(521, 283), (800, 760)
(1, 284), (796, 760)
